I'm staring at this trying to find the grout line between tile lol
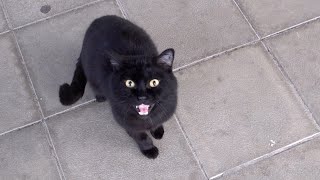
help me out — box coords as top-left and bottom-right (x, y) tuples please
(1, 0), (45, 118)
(232, 0), (260, 39)
(173, 39), (259, 72)
(210, 132), (320, 179)
(115, 0), (128, 19)
(0, 119), (42, 137)
(0, 29), (9, 36)
(12, 29), (67, 180)
(232, 0), (320, 130)
(174, 114), (209, 180)
(1, 3), (67, 179)
(42, 121), (66, 180)
(12, 0), (105, 31)
(0, 0), (12, 29)
(11, 31), (45, 118)
(261, 15), (320, 40)
(44, 99), (96, 120)
(261, 42), (320, 130)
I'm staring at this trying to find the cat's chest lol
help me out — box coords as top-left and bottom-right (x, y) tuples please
(120, 113), (163, 131)
(131, 117), (158, 130)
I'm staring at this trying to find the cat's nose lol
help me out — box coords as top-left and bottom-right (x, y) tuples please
(138, 96), (147, 100)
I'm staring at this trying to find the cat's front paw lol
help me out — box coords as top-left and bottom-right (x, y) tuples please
(151, 126), (164, 139)
(141, 146), (159, 159)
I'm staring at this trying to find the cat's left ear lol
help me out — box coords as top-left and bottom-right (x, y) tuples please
(157, 48), (175, 69)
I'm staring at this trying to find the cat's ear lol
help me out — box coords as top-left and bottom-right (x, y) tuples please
(105, 50), (122, 70)
(157, 48), (175, 69)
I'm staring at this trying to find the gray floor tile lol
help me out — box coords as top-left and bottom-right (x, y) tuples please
(237, 0), (320, 37)
(0, 5), (8, 32)
(46, 102), (205, 180)
(175, 43), (318, 177)
(3, 0), (102, 27)
(265, 20), (320, 125)
(0, 123), (60, 179)
(0, 33), (40, 134)
(120, 0), (257, 68)
(222, 135), (320, 180)
(15, 1), (122, 116)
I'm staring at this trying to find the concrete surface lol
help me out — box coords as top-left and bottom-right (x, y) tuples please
(0, 123), (60, 179)
(0, 34), (40, 133)
(265, 22), (320, 125)
(15, 0), (121, 116)
(221, 136), (320, 180)
(121, 0), (257, 68)
(237, 0), (320, 37)
(0, 0), (320, 179)
(46, 103), (204, 180)
(175, 44), (318, 177)
(0, 4), (7, 32)
(3, 0), (100, 27)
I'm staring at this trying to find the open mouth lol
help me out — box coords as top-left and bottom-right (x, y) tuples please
(135, 104), (155, 116)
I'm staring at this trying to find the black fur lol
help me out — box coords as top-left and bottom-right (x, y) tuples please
(150, 125), (164, 139)
(59, 15), (177, 159)
(59, 61), (87, 105)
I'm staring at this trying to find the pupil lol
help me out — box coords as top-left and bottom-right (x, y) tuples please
(153, 81), (156, 85)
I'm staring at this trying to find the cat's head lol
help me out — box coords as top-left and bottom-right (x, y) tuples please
(107, 49), (177, 116)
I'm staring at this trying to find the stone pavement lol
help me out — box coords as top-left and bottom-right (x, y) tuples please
(0, 0), (320, 179)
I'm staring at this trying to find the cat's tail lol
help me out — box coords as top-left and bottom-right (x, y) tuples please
(59, 60), (87, 106)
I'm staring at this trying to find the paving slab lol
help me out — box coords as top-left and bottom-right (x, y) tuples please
(175, 43), (318, 177)
(15, 1), (122, 116)
(236, 0), (320, 37)
(0, 123), (60, 179)
(0, 33), (40, 134)
(46, 102), (205, 180)
(0, 5), (8, 33)
(221, 135), (320, 180)
(2, 0), (101, 27)
(120, 0), (257, 68)
(265, 20), (320, 125)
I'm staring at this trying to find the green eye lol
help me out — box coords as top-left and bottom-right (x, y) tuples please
(125, 80), (135, 88)
(149, 79), (160, 87)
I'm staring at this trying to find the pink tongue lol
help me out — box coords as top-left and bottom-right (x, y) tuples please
(138, 104), (149, 113)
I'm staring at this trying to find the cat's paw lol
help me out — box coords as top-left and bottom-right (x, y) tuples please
(151, 126), (164, 140)
(141, 146), (159, 159)
(95, 95), (106, 102)
(59, 83), (80, 106)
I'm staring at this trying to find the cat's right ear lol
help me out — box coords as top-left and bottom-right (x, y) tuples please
(105, 50), (121, 70)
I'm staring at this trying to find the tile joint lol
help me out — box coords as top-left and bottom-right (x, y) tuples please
(0, 2), (66, 179)
(232, 0), (320, 130)
(174, 115), (210, 179)
(0, 119), (42, 137)
(115, 0), (128, 19)
(42, 121), (67, 180)
(209, 132), (320, 179)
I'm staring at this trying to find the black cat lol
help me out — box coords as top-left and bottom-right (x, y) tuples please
(59, 15), (177, 159)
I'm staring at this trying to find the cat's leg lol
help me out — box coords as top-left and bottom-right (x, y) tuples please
(91, 86), (106, 102)
(89, 83), (107, 102)
(59, 60), (87, 105)
(127, 131), (159, 159)
(150, 125), (164, 140)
